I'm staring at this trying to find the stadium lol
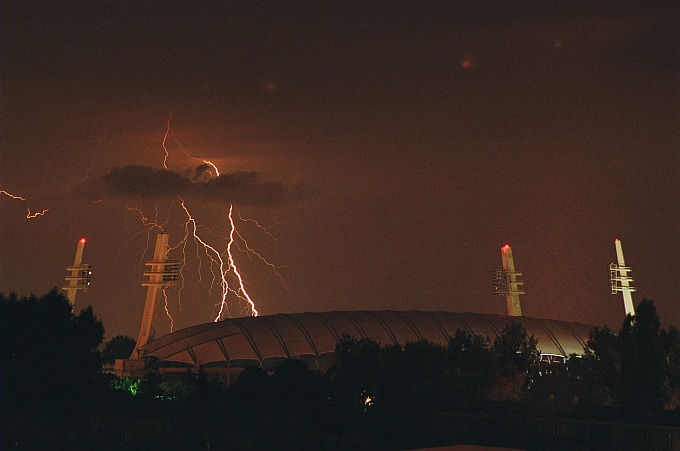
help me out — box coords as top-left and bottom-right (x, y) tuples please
(116, 310), (594, 382)
(114, 237), (602, 381)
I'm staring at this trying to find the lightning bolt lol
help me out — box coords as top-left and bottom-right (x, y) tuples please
(162, 114), (172, 170)
(39, 126), (110, 185)
(203, 160), (220, 177)
(232, 211), (288, 289)
(167, 118), (220, 178)
(127, 203), (168, 271)
(225, 204), (259, 317)
(1, 190), (50, 219)
(177, 199), (260, 320)
(127, 205), (166, 231)
(1, 190), (26, 201)
(178, 199), (234, 319)
(160, 115), (262, 318)
(127, 203), (180, 331)
(129, 197), (263, 329)
(121, 115), (287, 335)
(26, 207), (50, 218)
(162, 286), (174, 332)
(235, 211), (280, 240)
(84, 128), (109, 180)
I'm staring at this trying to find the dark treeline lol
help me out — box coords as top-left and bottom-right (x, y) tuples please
(1, 290), (679, 449)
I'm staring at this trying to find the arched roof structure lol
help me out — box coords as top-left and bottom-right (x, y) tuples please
(141, 311), (594, 369)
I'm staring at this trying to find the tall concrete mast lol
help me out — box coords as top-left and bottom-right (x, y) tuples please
(132, 231), (179, 358)
(63, 238), (91, 307)
(493, 244), (525, 316)
(610, 238), (636, 317)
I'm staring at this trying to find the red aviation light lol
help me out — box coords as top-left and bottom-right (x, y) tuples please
(503, 244), (510, 250)
(80, 238), (86, 244)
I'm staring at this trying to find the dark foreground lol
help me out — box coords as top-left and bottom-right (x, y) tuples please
(5, 411), (680, 450)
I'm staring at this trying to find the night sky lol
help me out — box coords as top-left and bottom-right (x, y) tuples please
(2, 1), (678, 341)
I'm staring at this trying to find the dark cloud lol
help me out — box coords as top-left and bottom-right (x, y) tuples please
(190, 164), (214, 182)
(101, 165), (300, 207)
(202, 172), (290, 206)
(103, 166), (189, 198)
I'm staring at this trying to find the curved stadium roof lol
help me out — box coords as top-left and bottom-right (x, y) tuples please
(142, 311), (594, 369)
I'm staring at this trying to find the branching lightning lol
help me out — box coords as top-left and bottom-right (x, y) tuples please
(173, 198), (260, 320)
(178, 199), (232, 319)
(168, 121), (220, 178)
(127, 203), (179, 330)
(161, 115), (271, 318)
(126, 204), (167, 268)
(232, 212), (288, 289)
(4, 103), (287, 337)
(122, 114), (283, 335)
(235, 210), (279, 240)
(225, 204), (259, 317)
(127, 205), (166, 231)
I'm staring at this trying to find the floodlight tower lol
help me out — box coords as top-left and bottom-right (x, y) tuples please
(492, 244), (525, 316)
(610, 238), (636, 317)
(63, 238), (91, 306)
(132, 231), (179, 358)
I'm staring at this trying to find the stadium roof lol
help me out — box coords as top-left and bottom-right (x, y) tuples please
(141, 311), (595, 368)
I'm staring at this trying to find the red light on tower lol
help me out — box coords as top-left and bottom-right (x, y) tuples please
(493, 244), (524, 316)
(64, 238), (90, 306)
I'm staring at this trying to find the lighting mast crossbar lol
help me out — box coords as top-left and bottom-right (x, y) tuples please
(132, 231), (179, 358)
(492, 244), (524, 316)
(62, 238), (91, 307)
(610, 238), (635, 317)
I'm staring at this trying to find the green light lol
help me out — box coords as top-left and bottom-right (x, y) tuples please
(112, 376), (141, 396)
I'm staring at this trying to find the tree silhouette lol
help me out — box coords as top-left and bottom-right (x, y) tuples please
(101, 335), (136, 363)
(583, 325), (621, 406)
(489, 322), (539, 401)
(660, 325), (680, 409)
(493, 321), (539, 374)
(327, 335), (383, 444)
(620, 299), (665, 413)
(379, 340), (449, 448)
(268, 358), (327, 444)
(228, 364), (271, 439)
(583, 299), (677, 414)
(1, 289), (105, 443)
(448, 330), (496, 407)
(328, 335), (382, 412)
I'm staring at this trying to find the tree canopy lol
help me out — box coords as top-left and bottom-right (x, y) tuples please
(1, 289), (105, 421)
(101, 335), (136, 363)
(583, 299), (680, 412)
